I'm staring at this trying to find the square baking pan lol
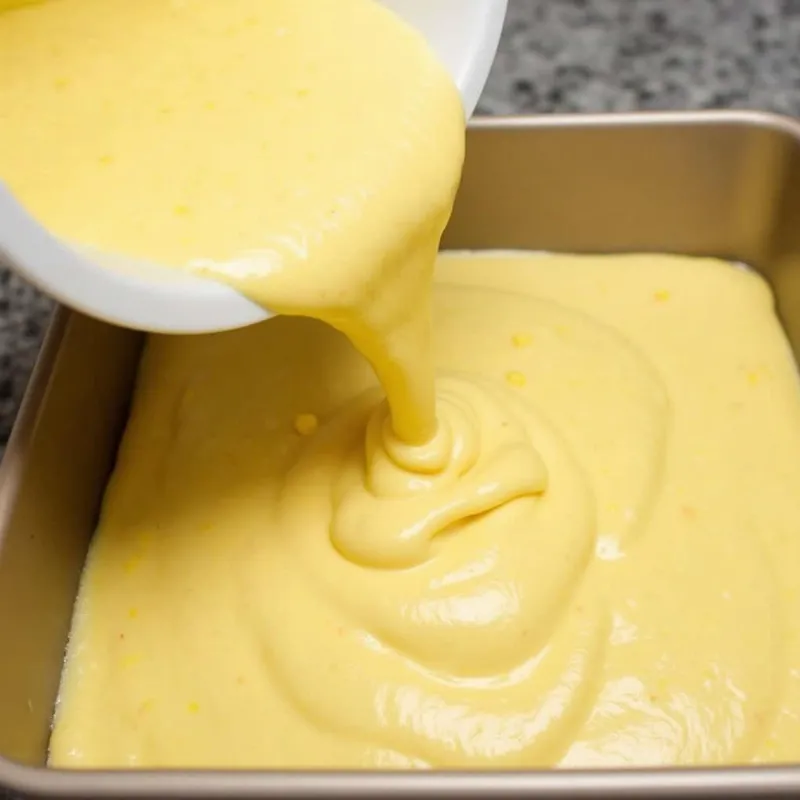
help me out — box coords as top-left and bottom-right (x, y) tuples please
(2, 110), (800, 799)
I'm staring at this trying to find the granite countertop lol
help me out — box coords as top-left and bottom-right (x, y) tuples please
(1, 0), (800, 453)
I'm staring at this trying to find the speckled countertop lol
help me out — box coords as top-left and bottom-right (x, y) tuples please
(1, 0), (800, 453)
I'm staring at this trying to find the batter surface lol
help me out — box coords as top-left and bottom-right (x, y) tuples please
(51, 252), (800, 768)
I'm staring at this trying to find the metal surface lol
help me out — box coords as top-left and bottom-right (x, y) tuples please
(2, 110), (800, 797)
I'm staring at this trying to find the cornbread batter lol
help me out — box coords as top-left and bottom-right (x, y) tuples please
(3, 0), (800, 773)
(47, 250), (800, 768)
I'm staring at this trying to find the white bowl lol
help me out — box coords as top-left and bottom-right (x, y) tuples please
(0, 0), (507, 334)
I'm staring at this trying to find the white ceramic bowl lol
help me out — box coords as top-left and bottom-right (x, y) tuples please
(0, 0), (507, 334)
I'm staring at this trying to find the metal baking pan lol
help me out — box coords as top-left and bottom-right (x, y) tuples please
(1, 111), (800, 798)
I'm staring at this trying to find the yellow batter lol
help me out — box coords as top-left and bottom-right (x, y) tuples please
(2, 0), (800, 773)
(48, 251), (800, 768)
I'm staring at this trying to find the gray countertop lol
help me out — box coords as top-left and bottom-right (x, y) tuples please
(1, 0), (799, 452)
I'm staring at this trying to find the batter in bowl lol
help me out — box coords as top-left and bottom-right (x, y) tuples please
(0, 0), (463, 445)
(1, 0), (800, 771)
